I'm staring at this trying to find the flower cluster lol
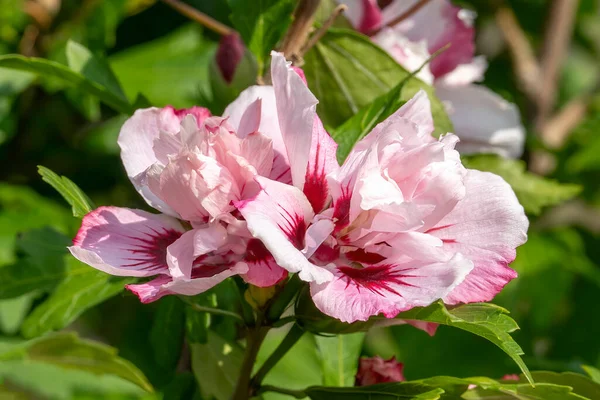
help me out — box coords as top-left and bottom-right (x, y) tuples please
(70, 52), (528, 323)
(339, 0), (525, 159)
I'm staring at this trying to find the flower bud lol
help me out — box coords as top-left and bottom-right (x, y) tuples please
(210, 33), (258, 110)
(355, 356), (405, 386)
(215, 32), (245, 84)
(244, 285), (278, 310)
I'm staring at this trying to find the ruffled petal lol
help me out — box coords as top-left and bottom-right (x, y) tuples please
(126, 262), (248, 303)
(166, 224), (229, 280)
(428, 170), (528, 304)
(224, 84), (291, 183)
(118, 106), (211, 214)
(149, 151), (240, 222)
(310, 253), (473, 323)
(69, 207), (185, 277)
(241, 239), (288, 287)
(236, 176), (333, 283)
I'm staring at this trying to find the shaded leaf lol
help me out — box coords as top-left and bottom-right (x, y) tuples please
(303, 382), (444, 400)
(227, 0), (295, 75)
(462, 155), (581, 215)
(397, 302), (532, 384)
(0, 184), (73, 266)
(38, 165), (95, 218)
(0, 332), (153, 392)
(21, 259), (133, 338)
(149, 297), (185, 371)
(303, 29), (452, 137)
(0, 228), (71, 300)
(0, 53), (131, 113)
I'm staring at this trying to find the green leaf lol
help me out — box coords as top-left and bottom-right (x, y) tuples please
(462, 155), (581, 215)
(0, 294), (36, 335)
(0, 53), (131, 113)
(525, 371), (600, 400)
(256, 326), (324, 400)
(303, 29), (452, 136)
(185, 296), (213, 344)
(0, 332), (153, 393)
(0, 360), (148, 400)
(463, 383), (589, 399)
(65, 40), (127, 101)
(149, 297), (185, 371)
(303, 382), (444, 400)
(38, 165), (95, 218)
(331, 80), (406, 162)
(20, 264), (134, 338)
(397, 302), (533, 384)
(0, 228), (72, 300)
(227, 0), (295, 75)
(314, 333), (364, 386)
(109, 25), (215, 108)
(190, 331), (243, 400)
(0, 183), (73, 266)
(583, 366), (600, 384)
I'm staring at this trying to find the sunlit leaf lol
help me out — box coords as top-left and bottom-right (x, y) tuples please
(0, 53), (131, 113)
(38, 166), (95, 218)
(397, 302), (533, 384)
(314, 333), (364, 386)
(190, 331), (243, 400)
(303, 29), (452, 137)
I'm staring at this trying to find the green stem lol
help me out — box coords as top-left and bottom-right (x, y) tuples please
(267, 275), (303, 322)
(232, 325), (269, 400)
(251, 324), (305, 387)
(178, 297), (245, 322)
(256, 385), (306, 399)
(271, 315), (297, 328)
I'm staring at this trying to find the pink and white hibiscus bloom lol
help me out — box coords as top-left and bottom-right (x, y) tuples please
(238, 88), (528, 323)
(69, 52), (339, 302)
(338, 0), (525, 159)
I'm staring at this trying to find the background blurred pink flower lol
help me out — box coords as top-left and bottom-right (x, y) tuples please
(355, 356), (405, 385)
(338, 0), (525, 159)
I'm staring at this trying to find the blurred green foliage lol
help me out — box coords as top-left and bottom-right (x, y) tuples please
(0, 0), (599, 398)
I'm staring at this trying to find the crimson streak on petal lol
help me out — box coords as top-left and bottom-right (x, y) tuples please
(338, 265), (417, 297)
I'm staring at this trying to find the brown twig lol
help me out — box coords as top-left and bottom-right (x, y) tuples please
(535, 0), (579, 130)
(495, 6), (541, 101)
(160, 0), (234, 36)
(299, 4), (346, 56)
(529, 0), (579, 174)
(540, 94), (590, 149)
(370, 0), (432, 35)
(278, 0), (322, 63)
